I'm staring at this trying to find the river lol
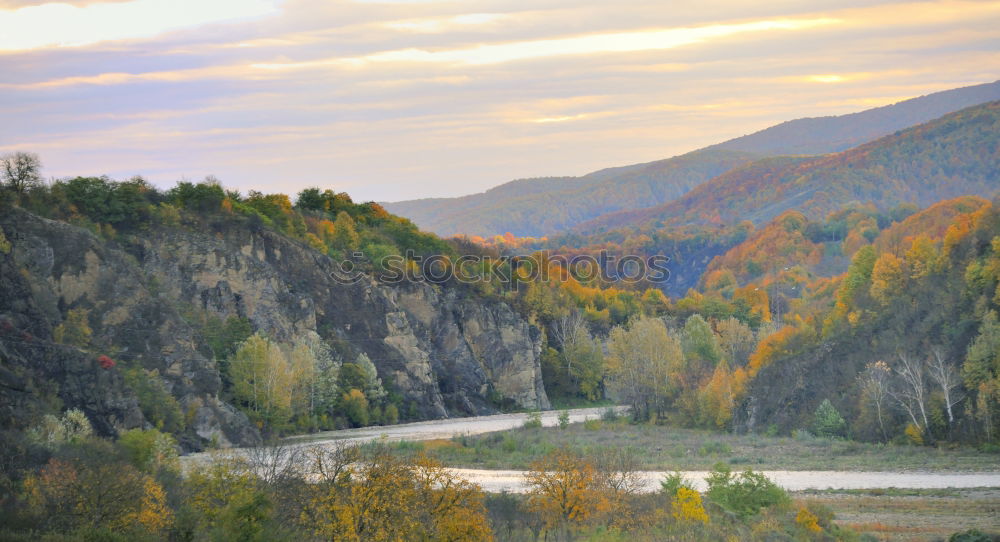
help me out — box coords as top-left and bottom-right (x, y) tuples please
(185, 407), (1000, 493)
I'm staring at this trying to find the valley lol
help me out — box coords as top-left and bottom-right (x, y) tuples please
(2, 80), (999, 541)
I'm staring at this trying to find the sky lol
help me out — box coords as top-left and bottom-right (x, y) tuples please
(0, 0), (998, 202)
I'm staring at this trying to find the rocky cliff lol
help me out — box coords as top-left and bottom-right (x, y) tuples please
(0, 207), (548, 450)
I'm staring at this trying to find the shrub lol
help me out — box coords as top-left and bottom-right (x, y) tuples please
(949, 529), (996, 542)
(796, 506), (821, 533)
(660, 471), (696, 496)
(583, 419), (603, 431)
(522, 411), (542, 429)
(118, 428), (179, 474)
(558, 410), (570, 429)
(905, 423), (925, 445)
(123, 368), (184, 433)
(704, 464), (789, 519)
(697, 441), (732, 456)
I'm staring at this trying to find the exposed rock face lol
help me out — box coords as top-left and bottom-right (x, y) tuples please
(0, 208), (548, 449)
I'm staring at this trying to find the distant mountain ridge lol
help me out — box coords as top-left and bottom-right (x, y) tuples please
(386, 149), (759, 238)
(576, 100), (1000, 234)
(384, 80), (1000, 238)
(710, 80), (1000, 155)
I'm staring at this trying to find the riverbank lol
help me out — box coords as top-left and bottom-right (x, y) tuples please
(339, 412), (1000, 472)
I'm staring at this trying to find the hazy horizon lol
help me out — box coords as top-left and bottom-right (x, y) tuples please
(2, 0), (999, 202)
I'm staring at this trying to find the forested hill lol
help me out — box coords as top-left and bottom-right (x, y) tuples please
(385, 149), (758, 238)
(577, 100), (1000, 234)
(385, 80), (1000, 238)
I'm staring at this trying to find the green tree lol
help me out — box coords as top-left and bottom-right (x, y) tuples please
(166, 180), (226, 213)
(295, 187), (326, 211)
(341, 389), (369, 427)
(839, 245), (878, 305)
(681, 314), (723, 368)
(332, 211), (360, 252)
(214, 490), (276, 542)
(551, 313), (605, 400)
(964, 311), (1000, 440)
(811, 399), (847, 438)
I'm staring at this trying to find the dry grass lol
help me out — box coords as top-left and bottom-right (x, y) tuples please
(797, 488), (1000, 541)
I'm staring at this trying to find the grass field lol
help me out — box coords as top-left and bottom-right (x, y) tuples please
(797, 488), (1000, 541)
(376, 417), (1000, 472)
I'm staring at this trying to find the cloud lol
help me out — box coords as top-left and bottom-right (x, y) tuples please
(0, 0), (997, 202)
(0, 0), (281, 51)
(383, 12), (509, 33)
(253, 16), (839, 69)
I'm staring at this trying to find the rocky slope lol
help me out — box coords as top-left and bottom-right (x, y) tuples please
(0, 207), (548, 450)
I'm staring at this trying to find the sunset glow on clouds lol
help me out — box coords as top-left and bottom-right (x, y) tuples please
(0, 0), (998, 201)
(0, 0), (280, 50)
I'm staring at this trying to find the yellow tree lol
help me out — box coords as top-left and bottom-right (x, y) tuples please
(24, 457), (162, 533)
(698, 360), (747, 429)
(53, 308), (92, 347)
(525, 449), (611, 532)
(332, 211), (360, 252)
(716, 316), (757, 367)
(304, 451), (491, 542)
(606, 316), (682, 420)
(185, 455), (257, 528)
(869, 253), (906, 306)
(130, 477), (173, 534)
(230, 333), (293, 427)
(287, 336), (318, 419)
(411, 456), (493, 541)
(905, 235), (941, 280)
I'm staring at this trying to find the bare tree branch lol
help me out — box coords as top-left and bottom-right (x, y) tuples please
(927, 346), (964, 426)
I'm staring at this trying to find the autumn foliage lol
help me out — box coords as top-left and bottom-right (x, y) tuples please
(97, 355), (116, 369)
